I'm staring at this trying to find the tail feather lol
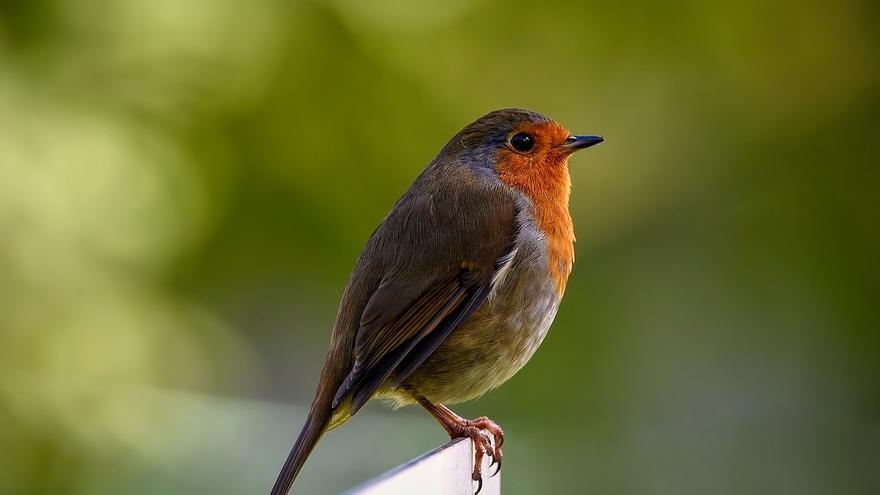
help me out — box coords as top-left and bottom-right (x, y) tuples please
(270, 409), (330, 495)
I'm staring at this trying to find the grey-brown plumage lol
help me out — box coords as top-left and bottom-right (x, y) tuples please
(270, 109), (603, 494)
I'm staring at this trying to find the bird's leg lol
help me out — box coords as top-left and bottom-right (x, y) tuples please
(415, 396), (505, 492)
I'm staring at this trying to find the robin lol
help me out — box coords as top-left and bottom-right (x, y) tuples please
(270, 108), (603, 494)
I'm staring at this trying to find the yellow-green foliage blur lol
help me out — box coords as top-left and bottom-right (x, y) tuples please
(1, 1), (877, 494)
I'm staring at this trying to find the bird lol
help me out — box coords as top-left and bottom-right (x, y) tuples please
(270, 108), (603, 494)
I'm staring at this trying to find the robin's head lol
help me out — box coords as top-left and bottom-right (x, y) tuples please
(441, 109), (602, 294)
(442, 108), (603, 195)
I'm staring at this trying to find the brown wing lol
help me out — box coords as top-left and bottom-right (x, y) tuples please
(331, 170), (518, 414)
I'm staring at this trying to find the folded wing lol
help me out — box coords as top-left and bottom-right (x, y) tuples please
(332, 177), (519, 414)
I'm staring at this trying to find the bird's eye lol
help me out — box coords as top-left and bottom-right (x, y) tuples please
(509, 133), (535, 152)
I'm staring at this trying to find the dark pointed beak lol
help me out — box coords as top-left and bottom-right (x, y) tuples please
(563, 135), (604, 152)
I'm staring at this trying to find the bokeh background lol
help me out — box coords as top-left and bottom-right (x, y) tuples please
(1, 0), (878, 493)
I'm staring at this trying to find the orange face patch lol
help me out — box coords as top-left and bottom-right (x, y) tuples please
(495, 121), (576, 295)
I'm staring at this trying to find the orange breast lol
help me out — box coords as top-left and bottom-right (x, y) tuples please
(496, 150), (575, 295)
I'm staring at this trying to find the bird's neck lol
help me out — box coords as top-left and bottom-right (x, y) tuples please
(498, 162), (575, 295)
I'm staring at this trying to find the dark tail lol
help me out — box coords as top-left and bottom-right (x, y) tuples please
(270, 405), (331, 495)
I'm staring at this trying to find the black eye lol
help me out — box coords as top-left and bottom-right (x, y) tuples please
(509, 133), (534, 152)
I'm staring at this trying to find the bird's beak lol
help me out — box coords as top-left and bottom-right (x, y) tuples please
(563, 135), (604, 153)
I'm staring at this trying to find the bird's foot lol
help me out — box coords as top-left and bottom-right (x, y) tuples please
(445, 416), (504, 493)
(447, 423), (494, 493)
(413, 397), (505, 494)
(461, 416), (504, 475)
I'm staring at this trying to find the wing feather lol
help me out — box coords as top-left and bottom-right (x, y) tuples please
(330, 170), (519, 414)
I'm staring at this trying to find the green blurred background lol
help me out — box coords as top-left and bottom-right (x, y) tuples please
(1, 0), (878, 493)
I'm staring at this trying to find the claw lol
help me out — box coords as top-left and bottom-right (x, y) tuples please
(491, 456), (502, 477)
(483, 435), (495, 458)
(474, 477), (483, 494)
